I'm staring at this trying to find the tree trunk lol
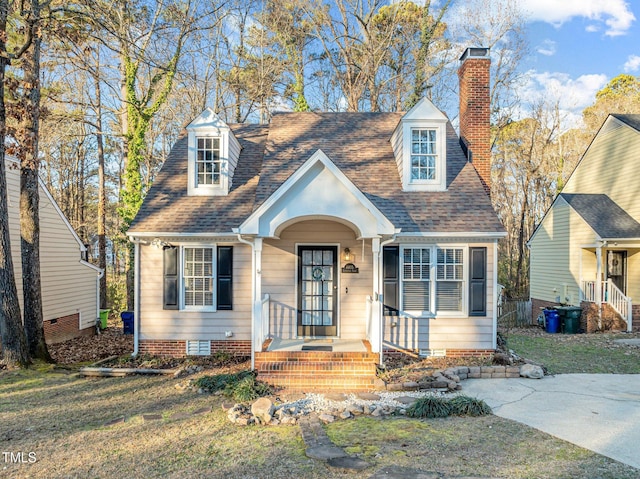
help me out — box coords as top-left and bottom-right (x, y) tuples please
(0, 0), (30, 367)
(95, 66), (107, 310)
(20, 4), (51, 362)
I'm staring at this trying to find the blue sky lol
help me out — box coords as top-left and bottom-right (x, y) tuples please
(517, 0), (639, 126)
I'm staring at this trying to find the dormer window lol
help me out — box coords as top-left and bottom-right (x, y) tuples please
(411, 128), (437, 181)
(391, 97), (448, 192)
(186, 108), (241, 196)
(197, 137), (221, 186)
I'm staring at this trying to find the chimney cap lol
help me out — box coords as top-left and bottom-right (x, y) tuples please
(459, 47), (490, 62)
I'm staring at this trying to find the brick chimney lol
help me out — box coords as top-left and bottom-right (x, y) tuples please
(458, 47), (491, 195)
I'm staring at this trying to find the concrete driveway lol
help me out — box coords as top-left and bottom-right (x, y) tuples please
(462, 374), (640, 470)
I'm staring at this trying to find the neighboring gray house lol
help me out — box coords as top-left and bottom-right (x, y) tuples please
(127, 48), (505, 390)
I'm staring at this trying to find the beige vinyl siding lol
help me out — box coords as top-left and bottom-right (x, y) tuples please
(625, 250), (640, 301)
(383, 241), (496, 351)
(263, 220), (373, 340)
(390, 123), (404, 180)
(227, 131), (241, 186)
(530, 197), (598, 305)
(563, 121), (640, 220)
(5, 158), (99, 330)
(139, 242), (252, 340)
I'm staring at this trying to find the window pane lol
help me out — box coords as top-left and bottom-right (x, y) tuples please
(403, 281), (430, 311)
(184, 247), (214, 307)
(437, 281), (462, 311)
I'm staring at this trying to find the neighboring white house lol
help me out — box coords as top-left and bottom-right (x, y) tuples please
(127, 48), (506, 390)
(4, 156), (103, 344)
(529, 114), (640, 332)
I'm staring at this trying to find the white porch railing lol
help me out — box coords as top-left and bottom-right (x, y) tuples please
(365, 295), (373, 341)
(261, 294), (270, 342)
(581, 280), (633, 332)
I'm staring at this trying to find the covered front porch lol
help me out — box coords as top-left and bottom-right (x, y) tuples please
(579, 244), (640, 332)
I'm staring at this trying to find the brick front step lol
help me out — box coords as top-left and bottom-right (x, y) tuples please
(255, 351), (379, 392)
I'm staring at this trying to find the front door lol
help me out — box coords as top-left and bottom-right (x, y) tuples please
(298, 246), (338, 336)
(607, 250), (627, 294)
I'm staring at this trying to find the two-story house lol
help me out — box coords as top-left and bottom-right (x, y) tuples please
(127, 47), (505, 390)
(529, 114), (640, 333)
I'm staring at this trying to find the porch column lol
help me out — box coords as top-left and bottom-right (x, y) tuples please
(579, 249), (583, 302)
(253, 238), (264, 352)
(371, 238), (381, 355)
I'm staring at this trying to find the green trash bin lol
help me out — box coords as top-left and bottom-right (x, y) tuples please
(563, 306), (582, 334)
(556, 307), (568, 332)
(99, 309), (110, 329)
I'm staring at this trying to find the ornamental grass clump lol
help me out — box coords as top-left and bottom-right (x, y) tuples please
(406, 395), (492, 418)
(231, 375), (272, 402)
(194, 370), (272, 401)
(448, 395), (492, 416)
(406, 396), (451, 418)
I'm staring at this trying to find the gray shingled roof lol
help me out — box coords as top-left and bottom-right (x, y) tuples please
(129, 112), (504, 235)
(561, 193), (640, 239)
(612, 114), (640, 132)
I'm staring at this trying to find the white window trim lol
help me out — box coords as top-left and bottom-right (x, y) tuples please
(187, 131), (229, 196)
(180, 244), (217, 312)
(402, 120), (447, 192)
(400, 245), (468, 317)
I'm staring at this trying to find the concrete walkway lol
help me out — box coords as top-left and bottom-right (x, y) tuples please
(462, 374), (640, 470)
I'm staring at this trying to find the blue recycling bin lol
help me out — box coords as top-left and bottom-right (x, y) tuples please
(543, 309), (560, 334)
(121, 311), (134, 335)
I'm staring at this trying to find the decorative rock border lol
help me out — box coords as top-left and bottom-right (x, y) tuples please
(223, 363), (545, 427)
(379, 365), (525, 392)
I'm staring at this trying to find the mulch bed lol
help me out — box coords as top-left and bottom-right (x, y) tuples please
(48, 327), (134, 365)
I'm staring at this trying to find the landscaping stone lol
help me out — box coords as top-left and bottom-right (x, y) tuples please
(395, 396), (418, 405)
(367, 466), (440, 479)
(325, 393), (347, 402)
(339, 410), (352, 420)
(192, 407), (212, 415)
(520, 364), (544, 379)
(251, 397), (275, 424)
(357, 392), (381, 400)
(402, 381), (420, 390)
(328, 455), (371, 470)
(142, 414), (162, 421)
(104, 417), (125, 427)
(319, 413), (336, 424)
(387, 383), (404, 391)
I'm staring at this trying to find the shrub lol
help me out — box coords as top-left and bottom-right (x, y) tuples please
(448, 395), (492, 416)
(230, 375), (272, 402)
(194, 370), (271, 401)
(406, 396), (451, 418)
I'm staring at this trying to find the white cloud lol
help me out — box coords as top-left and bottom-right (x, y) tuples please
(623, 55), (640, 72)
(519, 0), (635, 36)
(517, 71), (608, 128)
(536, 39), (556, 56)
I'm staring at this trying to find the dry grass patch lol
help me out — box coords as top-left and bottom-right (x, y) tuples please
(2, 365), (639, 478)
(503, 328), (640, 374)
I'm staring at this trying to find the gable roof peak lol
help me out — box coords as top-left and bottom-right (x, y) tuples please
(186, 107), (229, 130)
(401, 97), (448, 122)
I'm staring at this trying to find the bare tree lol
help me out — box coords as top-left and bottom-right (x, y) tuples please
(0, 0), (30, 368)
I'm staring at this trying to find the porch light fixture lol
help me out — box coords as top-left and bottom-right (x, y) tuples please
(343, 247), (352, 262)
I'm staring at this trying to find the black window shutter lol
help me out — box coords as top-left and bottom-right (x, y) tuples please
(217, 246), (233, 310)
(469, 247), (487, 316)
(163, 246), (179, 310)
(383, 246), (399, 316)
